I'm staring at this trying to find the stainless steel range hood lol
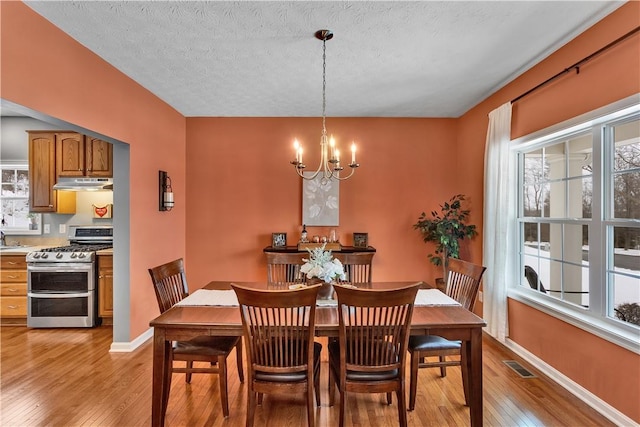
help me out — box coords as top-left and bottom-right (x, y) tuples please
(52, 177), (113, 191)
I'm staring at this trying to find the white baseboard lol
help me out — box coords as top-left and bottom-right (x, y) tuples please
(505, 338), (639, 427)
(109, 327), (153, 352)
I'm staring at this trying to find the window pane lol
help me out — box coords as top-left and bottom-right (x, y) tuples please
(610, 272), (640, 326)
(524, 149), (544, 186)
(609, 226), (640, 326)
(1, 169), (15, 183)
(548, 180), (566, 218)
(613, 171), (640, 219)
(613, 119), (639, 172)
(545, 143), (565, 180)
(562, 265), (590, 307)
(1, 184), (16, 196)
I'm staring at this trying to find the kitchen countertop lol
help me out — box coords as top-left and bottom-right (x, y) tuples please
(0, 245), (52, 255)
(96, 248), (113, 255)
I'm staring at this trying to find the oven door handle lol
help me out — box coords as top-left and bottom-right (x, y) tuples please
(28, 292), (91, 298)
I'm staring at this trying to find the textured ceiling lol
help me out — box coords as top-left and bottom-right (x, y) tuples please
(21, 1), (622, 118)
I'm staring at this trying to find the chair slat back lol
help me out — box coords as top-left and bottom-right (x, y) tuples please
(148, 258), (189, 313)
(265, 252), (307, 287)
(445, 258), (486, 311)
(334, 252), (374, 286)
(334, 283), (420, 373)
(232, 284), (320, 373)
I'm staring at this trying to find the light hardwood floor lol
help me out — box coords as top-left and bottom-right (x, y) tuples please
(0, 325), (613, 426)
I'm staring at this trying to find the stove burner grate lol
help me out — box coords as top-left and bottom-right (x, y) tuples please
(41, 244), (113, 253)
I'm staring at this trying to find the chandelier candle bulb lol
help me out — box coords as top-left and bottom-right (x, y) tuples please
(330, 136), (336, 159)
(351, 143), (356, 163)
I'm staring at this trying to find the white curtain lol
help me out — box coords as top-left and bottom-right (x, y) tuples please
(483, 102), (514, 343)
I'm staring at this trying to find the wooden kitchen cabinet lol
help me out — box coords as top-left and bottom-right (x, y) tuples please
(27, 131), (81, 214)
(85, 136), (113, 177)
(98, 254), (113, 318)
(57, 133), (112, 178)
(0, 255), (28, 319)
(28, 132), (57, 212)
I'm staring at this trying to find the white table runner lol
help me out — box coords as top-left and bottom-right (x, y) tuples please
(175, 288), (459, 307)
(175, 289), (239, 306)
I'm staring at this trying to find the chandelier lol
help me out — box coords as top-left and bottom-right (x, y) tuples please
(290, 29), (360, 181)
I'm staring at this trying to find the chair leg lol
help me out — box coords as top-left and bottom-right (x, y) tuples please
(246, 390), (256, 427)
(236, 338), (245, 383)
(328, 366), (335, 406)
(185, 360), (194, 383)
(386, 392), (392, 405)
(338, 388), (346, 427)
(258, 393), (264, 405)
(396, 386), (408, 427)
(307, 383), (315, 427)
(439, 355), (447, 377)
(409, 350), (419, 411)
(218, 355), (229, 417)
(314, 363), (321, 407)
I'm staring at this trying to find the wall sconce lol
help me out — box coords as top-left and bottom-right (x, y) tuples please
(159, 170), (174, 211)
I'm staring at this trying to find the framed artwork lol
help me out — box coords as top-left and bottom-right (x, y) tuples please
(353, 232), (368, 248)
(272, 232), (287, 248)
(302, 171), (339, 226)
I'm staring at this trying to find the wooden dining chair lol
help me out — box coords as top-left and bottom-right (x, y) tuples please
(148, 258), (244, 417)
(265, 252), (307, 287)
(407, 257), (486, 410)
(232, 283), (321, 427)
(333, 252), (374, 286)
(328, 283), (420, 427)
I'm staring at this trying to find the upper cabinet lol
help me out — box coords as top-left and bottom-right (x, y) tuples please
(85, 136), (113, 177)
(56, 133), (113, 178)
(28, 132), (56, 212)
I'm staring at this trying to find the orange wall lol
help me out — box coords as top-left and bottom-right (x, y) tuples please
(1, 2), (187, 339)
(185, 117), (462, 288)
(458, 2), (640, 422)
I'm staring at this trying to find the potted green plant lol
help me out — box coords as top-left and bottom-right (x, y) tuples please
(413, 194), (477, 286)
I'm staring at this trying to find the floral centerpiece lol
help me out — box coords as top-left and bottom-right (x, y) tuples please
(300, 244), (346, 284)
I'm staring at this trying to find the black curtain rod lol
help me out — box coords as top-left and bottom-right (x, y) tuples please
(511, 26), (640, 104)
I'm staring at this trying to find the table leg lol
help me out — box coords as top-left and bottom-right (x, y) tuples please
(467, 327), (483, 427)
(152, 328), (171, 427)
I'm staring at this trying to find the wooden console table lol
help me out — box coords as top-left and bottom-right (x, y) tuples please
(263, 245), (376, 253)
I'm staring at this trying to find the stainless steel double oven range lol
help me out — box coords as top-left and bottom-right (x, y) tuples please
(26, 225), (113, 328)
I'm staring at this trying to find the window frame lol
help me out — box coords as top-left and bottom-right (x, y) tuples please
(509, 94), (640, 354)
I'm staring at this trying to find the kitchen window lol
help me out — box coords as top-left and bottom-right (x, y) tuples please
(0, 164), (42, 235)
(512, 98), (640, 351)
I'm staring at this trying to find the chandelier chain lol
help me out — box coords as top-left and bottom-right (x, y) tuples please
(322, 37), (327, 137)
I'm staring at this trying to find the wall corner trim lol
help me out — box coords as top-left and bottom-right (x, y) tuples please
(109, 327), (153, 353)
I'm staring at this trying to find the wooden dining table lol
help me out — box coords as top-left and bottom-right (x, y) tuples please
(149, 281), (487, 427)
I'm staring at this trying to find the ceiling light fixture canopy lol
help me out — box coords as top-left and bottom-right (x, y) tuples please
(290, 29), (360, 181)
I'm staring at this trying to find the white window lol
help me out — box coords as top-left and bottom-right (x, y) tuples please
(513, 98), (639, 350)
(0, 164), (42, 235)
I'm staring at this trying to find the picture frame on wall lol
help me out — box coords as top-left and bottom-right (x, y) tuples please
(353, 232), (368, 248)
(272, 232), (287, 248)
